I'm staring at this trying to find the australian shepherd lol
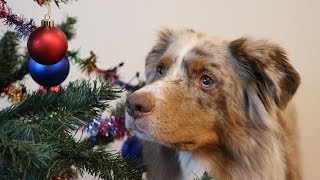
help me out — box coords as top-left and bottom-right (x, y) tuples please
(125, 28), (301, 180)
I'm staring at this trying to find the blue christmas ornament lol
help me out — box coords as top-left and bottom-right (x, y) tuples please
(121, 136), (143, 162)
(28, 57), (70, 87)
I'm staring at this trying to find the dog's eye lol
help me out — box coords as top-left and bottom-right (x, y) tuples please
(201, 75), (213, 88)
(157, 65), (164, 76)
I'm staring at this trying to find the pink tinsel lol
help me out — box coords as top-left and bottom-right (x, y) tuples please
(0, 0), (37, 37)
(87, 116), (129, 144)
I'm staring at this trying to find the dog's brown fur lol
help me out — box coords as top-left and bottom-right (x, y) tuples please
(126, 28), (301, 180)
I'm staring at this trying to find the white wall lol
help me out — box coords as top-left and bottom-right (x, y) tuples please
(1, 0), (319, 179)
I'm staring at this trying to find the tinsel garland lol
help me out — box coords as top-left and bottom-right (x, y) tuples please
(0, 83), (26, 102)
(87, 116), (128, 144)
(68, 50), (144, 91)
(0, 0), (37, 37)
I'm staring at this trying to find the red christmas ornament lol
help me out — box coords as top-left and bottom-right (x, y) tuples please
(27, 18), (68, 65)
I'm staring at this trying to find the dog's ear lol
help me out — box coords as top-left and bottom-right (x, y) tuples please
(146, 28), (175, 61)
(145, 28), (176, 83)
(146, 28), (196, 62)
(229, 37), (300, 110)
(158, 28), (175, 47)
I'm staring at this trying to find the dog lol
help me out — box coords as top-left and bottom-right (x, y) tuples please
(125, 28), (301, 180)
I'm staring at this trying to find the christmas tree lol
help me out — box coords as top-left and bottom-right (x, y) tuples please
(0, 0), (145, 179)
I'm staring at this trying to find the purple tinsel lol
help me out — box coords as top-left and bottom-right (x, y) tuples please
(0, 0), (37, 37)
(87, 116), (128, 143)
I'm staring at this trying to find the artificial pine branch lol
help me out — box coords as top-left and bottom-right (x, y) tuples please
(56, 137), (145, 180)
(0, 80), (145, 179)
(110, 101), (126, 117)
(58, 16), (77, 40)
(0, 31), (28, 85)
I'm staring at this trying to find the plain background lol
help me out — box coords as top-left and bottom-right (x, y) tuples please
(1, 0), (319, 179)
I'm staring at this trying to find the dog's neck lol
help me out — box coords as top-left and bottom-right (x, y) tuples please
(178, 151), (211, 179)
(189, 128), (286, 180)
(178, 142), (284, 180)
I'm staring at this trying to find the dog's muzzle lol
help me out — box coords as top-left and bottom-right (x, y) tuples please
(126, 92), (155, 119)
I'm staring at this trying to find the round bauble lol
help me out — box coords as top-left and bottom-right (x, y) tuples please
(121, 136), (143, 162)
(27, 26), (68, 65)
(28, 57), (70, 87)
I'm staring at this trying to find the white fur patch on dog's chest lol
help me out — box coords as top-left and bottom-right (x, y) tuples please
(178, 151), (210, 180)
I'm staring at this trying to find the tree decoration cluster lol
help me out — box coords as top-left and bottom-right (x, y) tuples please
(0, 1), (146, 179)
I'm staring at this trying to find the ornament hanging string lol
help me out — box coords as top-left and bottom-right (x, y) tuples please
(45, 0), (52, 20)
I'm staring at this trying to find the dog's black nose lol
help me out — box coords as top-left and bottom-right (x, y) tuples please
(126, 92), (155, 118)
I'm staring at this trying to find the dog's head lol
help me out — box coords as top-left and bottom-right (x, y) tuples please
(125, 28), (300, 151)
